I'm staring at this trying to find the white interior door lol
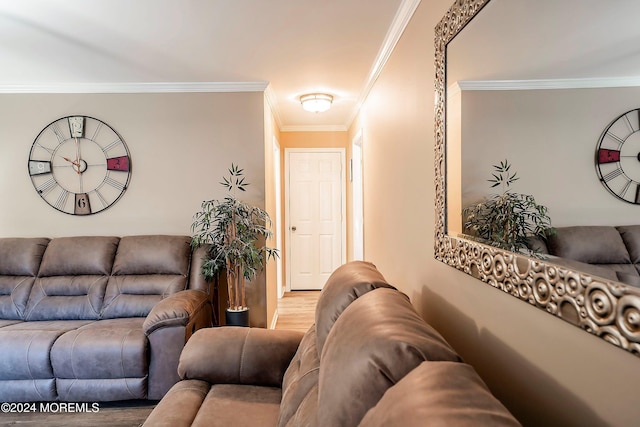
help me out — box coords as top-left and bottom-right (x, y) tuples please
(286, 149), (345, 290)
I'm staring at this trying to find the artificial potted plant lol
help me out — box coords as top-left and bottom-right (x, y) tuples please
(463, 159), (554, 255)
(191, 164), (278, 326)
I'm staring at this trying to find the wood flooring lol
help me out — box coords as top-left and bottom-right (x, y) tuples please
(0, 291), (320, 427)
(274, 290), (320, 332)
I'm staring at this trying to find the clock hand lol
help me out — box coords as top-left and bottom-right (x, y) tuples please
(79, 167), (84, 192)
(75, 137), (80, 173)
(62, 156), (81, 167)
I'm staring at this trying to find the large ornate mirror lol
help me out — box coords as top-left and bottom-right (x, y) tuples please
(435, 0), (640, 357)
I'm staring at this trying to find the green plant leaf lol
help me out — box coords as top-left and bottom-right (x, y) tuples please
(462, 159), (553, 257)
(191, 164), (279, 290)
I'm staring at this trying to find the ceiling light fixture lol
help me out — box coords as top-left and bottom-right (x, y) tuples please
(300, 93), (333, 113)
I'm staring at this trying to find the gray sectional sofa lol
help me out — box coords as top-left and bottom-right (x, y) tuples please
(143, 261), (520, 427)
(0, 235), (214, 402)
(532, 225), (640, 286)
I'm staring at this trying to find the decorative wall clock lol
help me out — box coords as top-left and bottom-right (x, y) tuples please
(596, 108), (640, 204)
(28, 115), (131, 215)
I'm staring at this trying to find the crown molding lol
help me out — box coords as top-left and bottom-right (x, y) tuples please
(447, 82), (462, 99)
(345, 0), (422, 129)
(264, 84), (284, 129)
(280, 125), (348, 132)
(0, 81), (269, 94)
(457, 76), (640, 91)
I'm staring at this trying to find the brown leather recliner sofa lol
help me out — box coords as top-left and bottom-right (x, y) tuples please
(143, 261), (520, 427)
(0, 235), (215, 402)
(531, 225), (640, 286)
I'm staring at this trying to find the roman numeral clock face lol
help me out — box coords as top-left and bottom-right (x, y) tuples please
(28, 116), (131, 215)
(596, 108), (640, 204)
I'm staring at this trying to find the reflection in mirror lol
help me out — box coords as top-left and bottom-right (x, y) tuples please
(437, 0), (640, 357)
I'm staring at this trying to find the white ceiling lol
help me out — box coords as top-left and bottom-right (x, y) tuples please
(448, 0), (640, 86)
(0, 0), (416, 131)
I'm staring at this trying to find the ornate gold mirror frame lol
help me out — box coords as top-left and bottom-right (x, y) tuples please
(434, 0), (640, 357)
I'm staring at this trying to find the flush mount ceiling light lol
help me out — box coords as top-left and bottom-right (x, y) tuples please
(300, 93), (333, 113)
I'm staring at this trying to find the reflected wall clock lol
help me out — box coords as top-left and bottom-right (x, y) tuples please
(596, 108), (640, 204)
(28, 115), (132, 215)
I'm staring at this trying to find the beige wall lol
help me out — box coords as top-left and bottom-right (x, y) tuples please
(1, 92), (265, 236)
(279, 131), (347, 149)
(460, 87), (640, 226)
(0, 91), (272, 327)
(349, 1), (640, 426)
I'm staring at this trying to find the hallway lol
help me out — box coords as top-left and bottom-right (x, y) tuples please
(274, 291), (320, 332)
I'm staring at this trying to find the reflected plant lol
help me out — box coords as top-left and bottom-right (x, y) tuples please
(463, 159), (554, 255)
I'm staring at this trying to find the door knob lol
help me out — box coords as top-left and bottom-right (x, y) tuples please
(291, 226), (297, 232)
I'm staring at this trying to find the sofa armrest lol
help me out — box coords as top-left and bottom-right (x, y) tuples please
(178, 327), (304, 387)
(143, 289), (212, 336)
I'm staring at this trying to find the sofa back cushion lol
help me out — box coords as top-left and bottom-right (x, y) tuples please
(25, 276), (110, 321)
(37, 236), (118, 276)
(314, 261), (394, 354)
(617, 225), (640, 264)
(101, 235), (191, 319)
(547, 226), (630, 264)
(317, 288), (462, 427)
(358, 361), (521, 427)
(188, 245), (213, 294)
(0, 238), (49, 320)
(278, 325), (321, 427)
(24, 237), (118, 321)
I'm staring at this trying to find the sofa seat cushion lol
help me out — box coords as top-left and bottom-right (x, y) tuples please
(318, 288), (463, 427)
(0, 320), (23, 329)
(191, 384), (281, 427)
(617, 272), (640, 287)
(143, 380), (281, 427)
(142, 380), (209, 426)
(0, 379), (56, 402)
(358, 361), (520, 427)
(51, 318), (148, 401)
(51, 318), (147, 380)
(0, 329), (71, 381)
(56, 377), (148, 402)
(0, 320), (93, 331)
(0, 323), (87, 401)
(595, 264), (640, 280)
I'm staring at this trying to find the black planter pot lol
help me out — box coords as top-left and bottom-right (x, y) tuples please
(225, 308), (249, 327)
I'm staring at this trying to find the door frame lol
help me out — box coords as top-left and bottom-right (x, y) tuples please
(284, 148), (347, 292)
(273, 136), (284, 298)
(351, 129), (364, 261)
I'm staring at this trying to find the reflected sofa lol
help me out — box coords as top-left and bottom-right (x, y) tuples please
(143, 261), (520, 427)
(0, 235), (215, 402)
(532, 225), (640, 286)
